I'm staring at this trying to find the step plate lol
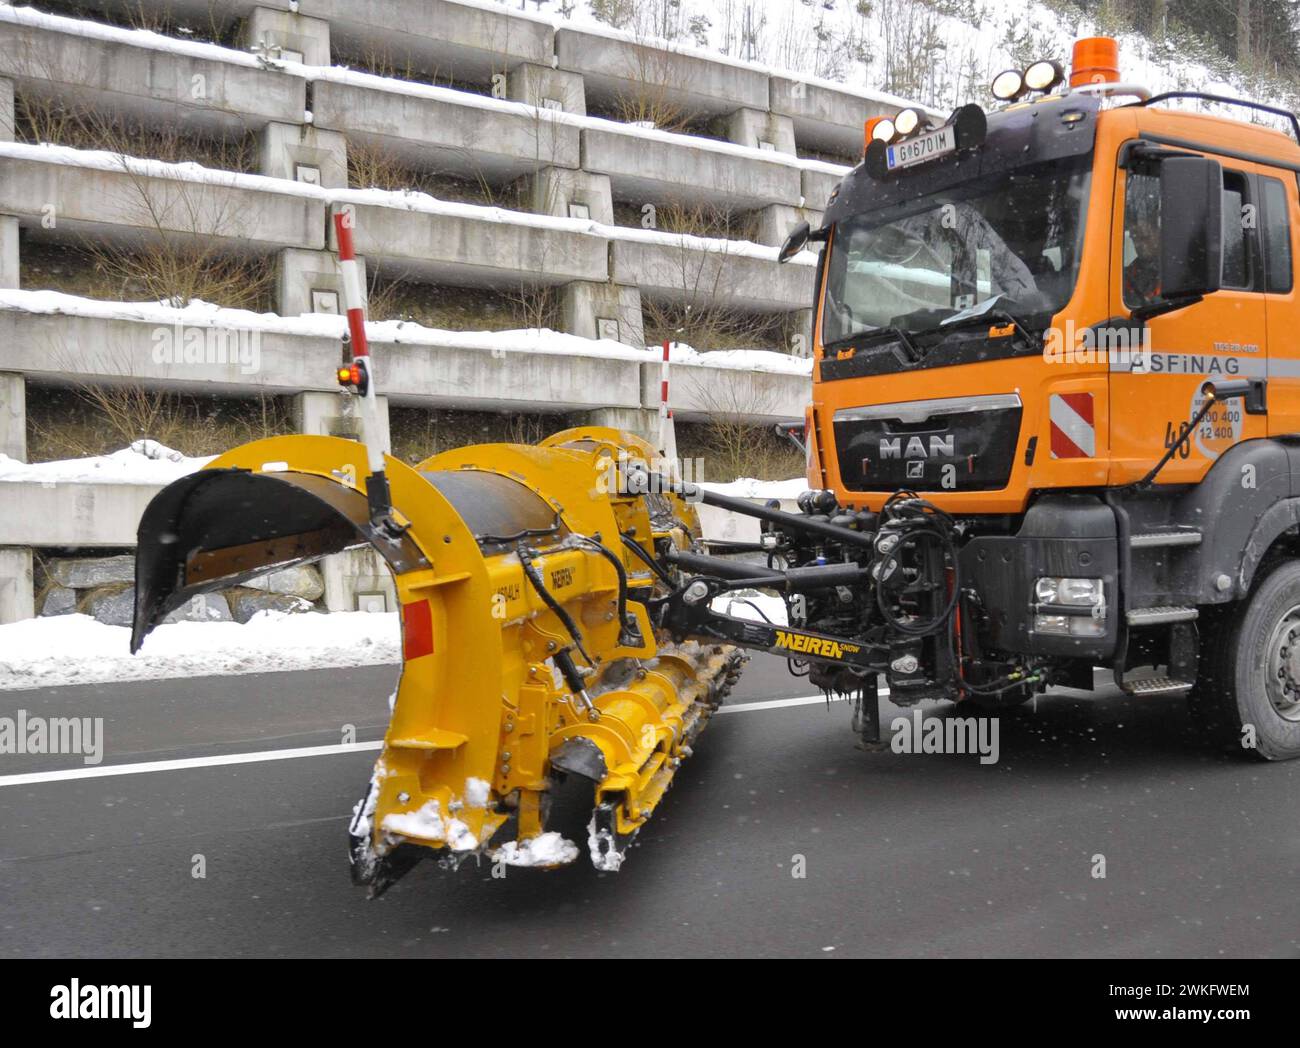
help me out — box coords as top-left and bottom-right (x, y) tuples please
(1130, 531), (1203, 548)
(1122, 676), (1194, 696)
(1127, 605), (1199, 626)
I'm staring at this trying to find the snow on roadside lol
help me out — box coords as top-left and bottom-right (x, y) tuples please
(0, 439), (210, 486)
(0, 610), (399, 691)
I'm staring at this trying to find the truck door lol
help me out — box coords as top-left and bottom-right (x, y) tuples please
(1109, 154), (1269, 485)
(1259, 171), (1300, 436)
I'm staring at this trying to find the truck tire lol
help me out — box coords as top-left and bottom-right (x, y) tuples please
(1193, 560), (1300, 760)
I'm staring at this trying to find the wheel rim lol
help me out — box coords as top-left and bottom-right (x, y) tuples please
(1265, 603), (1300, 722)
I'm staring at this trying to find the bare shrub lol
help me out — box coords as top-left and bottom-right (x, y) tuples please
(685, 373), (803, 481)
(27, 384), (291, 460)
(34, 0), (236, 45)
(387, 406), (573, 465)
(638, 201), (783, 351)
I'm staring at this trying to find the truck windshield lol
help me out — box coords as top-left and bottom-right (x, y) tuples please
(821, 156), (1091, 350)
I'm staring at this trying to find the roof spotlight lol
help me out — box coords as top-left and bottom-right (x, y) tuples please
(1024, 59), (1064, 92)
(871, 117), (897, 143)
(991, 68), (1025, 101)
(894, 107), (922, 136)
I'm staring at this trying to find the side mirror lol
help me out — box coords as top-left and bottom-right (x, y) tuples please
(777, 221), (811, 264)
(1159, 156), (1222, 299)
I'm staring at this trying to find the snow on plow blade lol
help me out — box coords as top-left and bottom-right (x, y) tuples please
(132, 429), (743, 893)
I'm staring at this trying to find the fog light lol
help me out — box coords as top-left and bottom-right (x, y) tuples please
(1068, 617), (1105, 638)
(1035, 614), (1106, 638)
(1033, 614), (1069, 635)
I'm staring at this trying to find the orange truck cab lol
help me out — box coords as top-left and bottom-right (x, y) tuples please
(741, 41), (1300, 759)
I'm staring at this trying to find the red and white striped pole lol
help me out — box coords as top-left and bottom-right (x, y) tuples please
(333, 207), (397, 530)
(657, 338), (679, 483)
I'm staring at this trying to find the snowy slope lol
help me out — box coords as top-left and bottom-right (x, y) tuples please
(545, 0), (1298, 127)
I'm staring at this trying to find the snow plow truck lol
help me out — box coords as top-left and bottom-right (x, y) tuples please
(133, 37), (1300, 892)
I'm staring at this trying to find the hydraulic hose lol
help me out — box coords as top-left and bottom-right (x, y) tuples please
(873, 494), (960, 637)
(574, 534), (642, 647)
(620, 531), (675, 586)
(517, 543), (593, 665)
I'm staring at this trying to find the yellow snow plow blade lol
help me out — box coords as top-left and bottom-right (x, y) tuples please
(132, 427), (743, 892)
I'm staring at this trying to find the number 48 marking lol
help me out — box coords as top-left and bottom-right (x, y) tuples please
(1163, 421), (1192, 459)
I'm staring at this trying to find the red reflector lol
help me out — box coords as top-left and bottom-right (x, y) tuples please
(402, 600), (434, 661)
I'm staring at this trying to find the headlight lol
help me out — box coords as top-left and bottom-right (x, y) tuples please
(1024, 59), (1064, 92)
(1032, 576), (1107, 637)
(871, 117), (896, 143)
(1036, 576), (1103, 606)
(1058, 577), (1104, 605)
(991, 69), (1025, 101)
(894, 108), (921, 136)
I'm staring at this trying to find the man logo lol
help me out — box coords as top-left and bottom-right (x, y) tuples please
(906, 461), (925, 479)
(879, 434), (955, 460)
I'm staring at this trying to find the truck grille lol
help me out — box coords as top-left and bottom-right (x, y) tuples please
(832, 393), (1022, 492)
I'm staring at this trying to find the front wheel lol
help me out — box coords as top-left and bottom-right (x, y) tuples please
(1194, 560), (1300, 760)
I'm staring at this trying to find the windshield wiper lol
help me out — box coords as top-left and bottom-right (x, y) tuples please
(937, 307), (1040, 347)
(824, 326), (923, 363)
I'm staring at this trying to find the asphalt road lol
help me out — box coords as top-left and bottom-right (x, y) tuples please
(2, 655), (1297, 958)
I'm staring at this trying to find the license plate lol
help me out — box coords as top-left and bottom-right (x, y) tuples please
(886, 125), (956, 171)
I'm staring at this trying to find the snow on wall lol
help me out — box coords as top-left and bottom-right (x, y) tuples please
(0, 288), (815, 375)
(0, 140), (822, 265)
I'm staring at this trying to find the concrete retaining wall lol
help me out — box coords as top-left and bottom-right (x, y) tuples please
(0, 150), (325, 251)
(303, 0), (555, 83)
(311, 76), (580, 181)
(580, 123), (803, 210)
(0, 481), (159, 547)
(0, 304), (806, 418)
(0, 13), (306, 134)
(332, 199), (608, 287)
(555, 25), (768, 119)
(610, 238), (815, 312)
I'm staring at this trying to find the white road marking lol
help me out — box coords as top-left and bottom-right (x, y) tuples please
(717, 694), (833, 714)
(0, 740), (384, 787)
(0, 690), (884, 787)
(718, 688), (889, 715)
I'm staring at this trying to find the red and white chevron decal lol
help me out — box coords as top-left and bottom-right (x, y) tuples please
(1049, 392), (1095, 459)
